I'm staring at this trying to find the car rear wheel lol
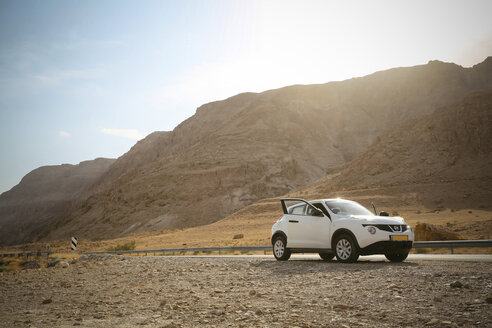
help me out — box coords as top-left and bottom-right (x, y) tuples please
(384, 251), (409, 262)
(334, 234), (359, 263)
(273, 236), (291, 261)
(319, 252), (335, 261)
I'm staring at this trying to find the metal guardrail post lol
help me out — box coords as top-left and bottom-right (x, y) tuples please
(413, 240), (492, 248)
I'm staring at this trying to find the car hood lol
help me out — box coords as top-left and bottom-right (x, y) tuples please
(343, 214), (406, 225)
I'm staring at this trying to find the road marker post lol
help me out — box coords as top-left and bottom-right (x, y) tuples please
(71, 237), (78, 252)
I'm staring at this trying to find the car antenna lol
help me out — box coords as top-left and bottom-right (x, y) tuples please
(371, 202), (378, 215)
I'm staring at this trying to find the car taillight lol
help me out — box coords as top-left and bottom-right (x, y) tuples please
(274, 217), (282, 224)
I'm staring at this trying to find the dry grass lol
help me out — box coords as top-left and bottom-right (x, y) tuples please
(0, 258), (30, 272)
(106, 240), (136, 252)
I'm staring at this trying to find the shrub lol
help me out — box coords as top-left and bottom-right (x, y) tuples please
(0, 262), (8, 272)
(0, 259), (22, 272)
(106, 240), (136, 251)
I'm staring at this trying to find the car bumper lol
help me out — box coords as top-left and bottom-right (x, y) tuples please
(357, 225), (414, 249)
(359, 240), (413, 255)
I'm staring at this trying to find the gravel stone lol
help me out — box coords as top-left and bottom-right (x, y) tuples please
(450, 281), (463, 288)
(426, 318), (440, 325)
(0, 255), (490, 327)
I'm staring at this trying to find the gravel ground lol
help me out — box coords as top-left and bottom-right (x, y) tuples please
(1, 255), (491, 328)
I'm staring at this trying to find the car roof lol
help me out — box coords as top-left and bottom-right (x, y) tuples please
(286, 199), (354, 205)
(310, 199), (354, 203)
(284, 198), (357, 210)
(286, 199), (353, 209)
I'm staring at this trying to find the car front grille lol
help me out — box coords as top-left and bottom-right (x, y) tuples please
(363, 224), (407, 232)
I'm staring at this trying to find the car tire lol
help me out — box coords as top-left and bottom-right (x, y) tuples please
(384, 251), (409, 262)
(319, 252), (335, 261)
(273, 236), (291, 261)
(334, 234), (359, 263)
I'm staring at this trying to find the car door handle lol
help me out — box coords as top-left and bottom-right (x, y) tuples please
(289, 220), (299, 223)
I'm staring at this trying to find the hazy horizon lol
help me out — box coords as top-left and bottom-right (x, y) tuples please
(1, 0), (492, 194)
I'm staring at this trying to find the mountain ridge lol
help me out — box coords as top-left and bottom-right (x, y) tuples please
(1, 57), (491, 245)
(0, 158), (115, 245)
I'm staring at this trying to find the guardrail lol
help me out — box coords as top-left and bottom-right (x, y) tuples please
(0, 252), (51, 259)
(83, 239), (492, 256)
(2, 240), (491, 258)
(412, 240), (492, 254)
(84, 245), (272, 256)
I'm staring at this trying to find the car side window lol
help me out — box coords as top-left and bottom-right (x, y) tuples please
(290, 204), (306, 215)
(311, 202), (331, 218)
(306, 205), (319, 216)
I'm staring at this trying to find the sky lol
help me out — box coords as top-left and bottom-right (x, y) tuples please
(0, 0), (491, 194)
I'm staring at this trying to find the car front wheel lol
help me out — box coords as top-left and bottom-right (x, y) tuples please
(334, 234), (359, 263)
(385, 251), (409, 262)
(273, 236), (291, 261)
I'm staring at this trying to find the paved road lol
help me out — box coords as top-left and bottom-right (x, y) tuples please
(160, 253), (492, 262)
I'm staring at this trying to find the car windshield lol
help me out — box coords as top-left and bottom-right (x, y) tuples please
(325, 200), (374, 216)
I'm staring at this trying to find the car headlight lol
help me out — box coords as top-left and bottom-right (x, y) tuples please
(406, 225), (412, 232)
(366, 226), (376, 234)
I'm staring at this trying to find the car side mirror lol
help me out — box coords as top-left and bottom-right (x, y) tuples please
(379, 211), (389, 216)
(314, 209), (324, 217)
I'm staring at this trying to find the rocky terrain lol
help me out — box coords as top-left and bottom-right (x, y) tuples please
(0, 255), (491, 327)
(301, 90), (492, 209)
(2, 90), (491, 251)
(0, 158), (115, 245)
(71, 90), (489, 251)
(61, 58), (491, 240)
(1, 58), (492, 246)
(174, 90), (492, 247)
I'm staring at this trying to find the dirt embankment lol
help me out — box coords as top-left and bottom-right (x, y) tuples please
(1, 255), (491, 327)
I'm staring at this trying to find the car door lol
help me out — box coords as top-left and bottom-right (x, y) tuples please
(310, 202), (332, 248)
(295, 203), (331, 248)
(286, 204), (306, 248)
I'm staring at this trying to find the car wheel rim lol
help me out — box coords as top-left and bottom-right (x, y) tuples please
(336, 238), (352, 260)
(274, 240), (285, 258)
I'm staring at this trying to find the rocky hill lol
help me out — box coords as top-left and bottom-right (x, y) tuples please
(301, 90), (492, 210)
(159, 90), (491, 248)
(1, 57), (492, 245)
(0, 158), (115, 244)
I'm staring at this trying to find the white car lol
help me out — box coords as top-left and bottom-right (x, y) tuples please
(271, 198), (414, 262)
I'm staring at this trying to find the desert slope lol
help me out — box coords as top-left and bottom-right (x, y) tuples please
(121, 90), (491, 249)
(43, 58), (492, 242)
(3, 57), (492, 245)
(0, 158), (115, 245)
(303, 90), (492, 205)
(2, 91), (490, 249)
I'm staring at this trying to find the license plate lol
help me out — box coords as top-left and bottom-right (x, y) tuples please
(391, 235), (408, 241)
